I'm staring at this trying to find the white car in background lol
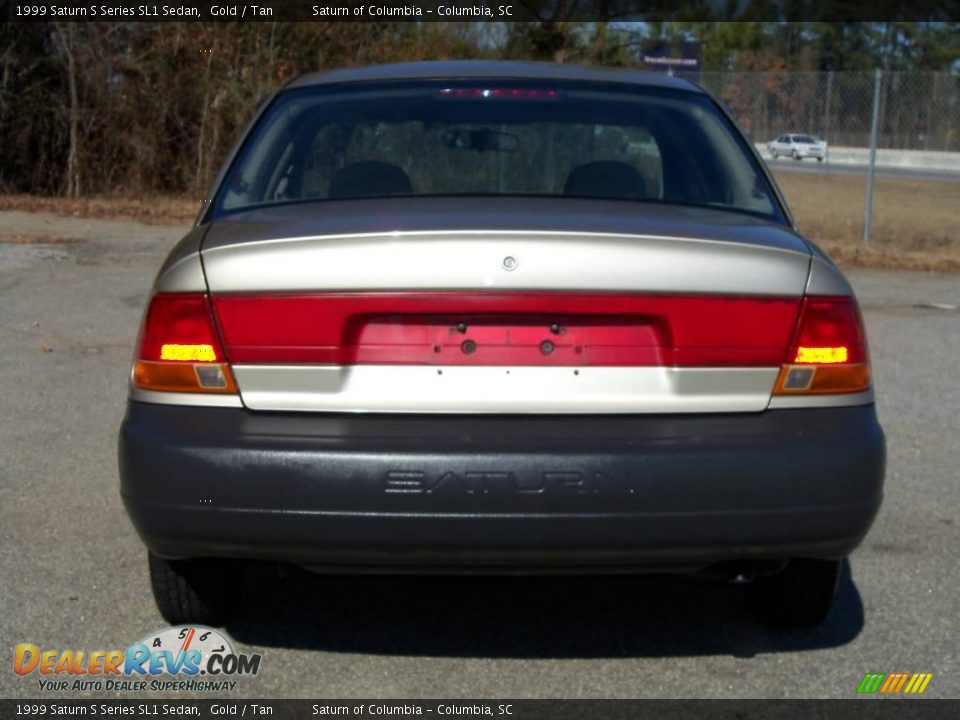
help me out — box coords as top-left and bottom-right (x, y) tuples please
(768, 134), (827, 161)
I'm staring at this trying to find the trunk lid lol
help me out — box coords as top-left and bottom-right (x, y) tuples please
(201, 198), (812, 414)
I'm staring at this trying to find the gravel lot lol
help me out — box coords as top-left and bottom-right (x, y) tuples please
(1, 210), (957, 699)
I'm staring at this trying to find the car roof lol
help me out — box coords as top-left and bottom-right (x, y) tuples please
(284, 60), (703, 93)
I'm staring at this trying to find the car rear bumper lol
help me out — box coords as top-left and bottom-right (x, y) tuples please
(119, 402), (884, 572)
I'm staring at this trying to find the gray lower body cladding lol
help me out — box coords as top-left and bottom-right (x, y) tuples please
(119, 402), (884, 572)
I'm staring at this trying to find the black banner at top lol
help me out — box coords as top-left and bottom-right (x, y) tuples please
(2, 700), (960, 719)
(5, 0), (960, 22)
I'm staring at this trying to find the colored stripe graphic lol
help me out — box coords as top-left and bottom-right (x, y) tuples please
(880, 673), (909, 694)
(857, 673), (886, 693)
(858, 672), (933, 695)
(904, 674), (934, 694)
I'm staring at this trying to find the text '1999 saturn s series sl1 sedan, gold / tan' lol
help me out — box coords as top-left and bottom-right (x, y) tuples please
(119, 61), (884, 629)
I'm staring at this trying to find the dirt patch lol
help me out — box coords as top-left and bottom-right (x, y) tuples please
(0, 233), (83, 245)
(3, 177), (959, 272)
(0, 195), (198, 226)
(817, 241), (960, 273)
(774, 171), (960, 272)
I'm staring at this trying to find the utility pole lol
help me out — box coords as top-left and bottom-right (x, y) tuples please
(823, 70), (834, 168)
(862, 68), (882, 245)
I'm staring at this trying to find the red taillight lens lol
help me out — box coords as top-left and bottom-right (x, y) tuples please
(775, 295), (871, 395)
(138, 294), (224, 363)
(211, 293), (802, 367)
(789, 296), (867, 365)
(133, 293), (235, 394)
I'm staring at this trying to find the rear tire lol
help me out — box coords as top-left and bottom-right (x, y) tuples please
(792, 149), (801, 160)
(750, 558), (842, 628)
(148, 553), (244, 626)
(771, 149), (779, 159)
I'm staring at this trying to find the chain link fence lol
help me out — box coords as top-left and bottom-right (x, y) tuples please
(670, 69), (959, 245)
(673, 70), (960, 175)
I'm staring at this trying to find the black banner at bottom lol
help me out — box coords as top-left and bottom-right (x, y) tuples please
(2, 700), (958, 719)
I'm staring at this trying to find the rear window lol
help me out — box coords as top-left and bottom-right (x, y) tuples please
(214, 81), (782, 222)
(793, 135), (817, 144)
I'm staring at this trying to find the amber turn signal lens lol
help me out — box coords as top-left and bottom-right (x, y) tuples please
(774, 363), (870, 395)
(134, 361), (237, 394)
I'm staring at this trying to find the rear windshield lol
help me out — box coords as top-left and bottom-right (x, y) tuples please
(793, 135), (817, 144)
(214, 81), (783, 222)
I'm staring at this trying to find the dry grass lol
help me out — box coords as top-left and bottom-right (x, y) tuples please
(1, 175), (958, 271)
(0, 233), (82, 245)
(0, 194), (199, 226)
(774, 171), (960, 272)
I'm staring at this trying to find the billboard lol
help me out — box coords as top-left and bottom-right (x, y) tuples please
(641, 40), (703, 76)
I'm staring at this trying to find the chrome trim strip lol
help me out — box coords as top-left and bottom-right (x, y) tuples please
(129, 387), (244, 408)
(202, 230), (811, 296)
(230, 365), (781, 414)
(767, 389), (875, 410)
(126, 373), (874, 412)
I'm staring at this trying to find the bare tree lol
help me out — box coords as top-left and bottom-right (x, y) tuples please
(52, 22), (80, 197)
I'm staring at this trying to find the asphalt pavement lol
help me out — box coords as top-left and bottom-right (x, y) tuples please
(0, 210), (957, 699)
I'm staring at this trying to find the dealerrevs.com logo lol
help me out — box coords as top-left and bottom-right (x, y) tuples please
(14, 626), (261, 693)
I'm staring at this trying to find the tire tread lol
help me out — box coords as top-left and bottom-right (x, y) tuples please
(148, 553), (241, 626)
(751, 558), (842, 628)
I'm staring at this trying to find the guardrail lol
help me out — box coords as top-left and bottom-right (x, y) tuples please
(755, 144), (960, 173)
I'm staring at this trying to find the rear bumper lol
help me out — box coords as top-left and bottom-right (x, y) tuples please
(119, 402), (884, 572)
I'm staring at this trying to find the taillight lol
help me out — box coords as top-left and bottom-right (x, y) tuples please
(774, 295), (871, 395)
(132, 293), (236, 394)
